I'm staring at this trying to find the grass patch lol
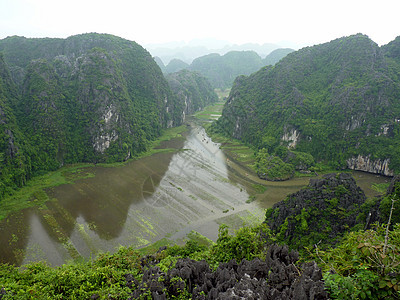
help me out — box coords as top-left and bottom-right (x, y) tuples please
(252, 184), (267, 194)
(205, 127), (257, 171)
(193, 99), (225, 121)
(186, 231), (214, 248)
(371, 182), (390, 194)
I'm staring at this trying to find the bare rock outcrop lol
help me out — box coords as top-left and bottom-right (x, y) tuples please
(126, 245), (327, 299)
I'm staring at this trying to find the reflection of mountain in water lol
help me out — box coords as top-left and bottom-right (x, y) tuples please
(0, 138), (181, 266)
(50, 152), (176, 240)
(0, 123), (390, 266)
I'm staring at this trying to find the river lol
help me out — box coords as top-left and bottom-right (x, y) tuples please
(0, 123), (390, 266)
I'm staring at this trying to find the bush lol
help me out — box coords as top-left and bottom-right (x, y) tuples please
(314, 224), (400, 299)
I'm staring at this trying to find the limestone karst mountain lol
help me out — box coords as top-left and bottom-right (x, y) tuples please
(0, 33), (218, 196)
(216, 34), (400, 175)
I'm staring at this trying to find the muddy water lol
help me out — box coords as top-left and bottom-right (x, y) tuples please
(0, 124), (391, 266)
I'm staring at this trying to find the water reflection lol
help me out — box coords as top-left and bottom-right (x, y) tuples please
(51, 152), (175, 240)
(0, 123), (392, 266)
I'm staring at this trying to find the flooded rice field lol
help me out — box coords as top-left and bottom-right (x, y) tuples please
(0, 123), (390, 266)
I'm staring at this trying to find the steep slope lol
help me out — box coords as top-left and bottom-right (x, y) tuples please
(382, 35), (400, 62)
(0, 34), (181, 163)
(0, 54), (32, 196)
(153, 56), (166, 73)
(19, 59), (67, 170)
(216, 34), (400, 175)
(166, 70), (218, 123)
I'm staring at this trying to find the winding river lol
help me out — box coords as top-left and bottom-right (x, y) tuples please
(0, 123), (390, 266)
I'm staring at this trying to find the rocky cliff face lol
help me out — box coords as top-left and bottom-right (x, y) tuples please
(216, 34), (400, 175)
(346, 155), (394, 176)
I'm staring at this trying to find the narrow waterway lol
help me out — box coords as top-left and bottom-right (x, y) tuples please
(0, 123), (390, 266)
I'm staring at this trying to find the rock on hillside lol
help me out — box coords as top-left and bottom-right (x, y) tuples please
(265, 173), (367, 249)
(127, 245), (327, 299)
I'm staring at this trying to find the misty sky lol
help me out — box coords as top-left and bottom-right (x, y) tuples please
(0, 0), (399, 48)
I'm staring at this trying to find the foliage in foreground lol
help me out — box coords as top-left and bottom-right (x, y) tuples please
(0, 220), (399, 299)
(314, 224), (400, 299)
(0, 224), (270, 299)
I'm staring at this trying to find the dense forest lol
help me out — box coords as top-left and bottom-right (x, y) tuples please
(215, 34), (400, 178)
(0, 33), (217, 198)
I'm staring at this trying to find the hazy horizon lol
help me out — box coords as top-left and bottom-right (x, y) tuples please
(1, 0), (399, 49)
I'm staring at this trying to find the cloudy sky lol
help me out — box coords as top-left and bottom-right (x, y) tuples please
(0, 0), (399, 48)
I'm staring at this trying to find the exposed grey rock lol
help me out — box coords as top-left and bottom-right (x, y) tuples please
(347, 154), (394, 176)
(127, 246), (327, 299)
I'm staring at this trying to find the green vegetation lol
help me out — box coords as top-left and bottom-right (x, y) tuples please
(255, 148), (294, 181)
(0, 53), (35, 197)
(0, 33), (175, 198)
(157, 48), (294, 88)
(0, 164), (93, 221)
(316, 225), (400, 299)
(205, 126), (256, 172)
(215, 34), (400, 173)
(263, 174), (400, 298)
(263, 48), (295, 65)
(265, 173), (369, 251)
(371, 182), (390, 194)
(0, 223), (271, 299)
(193, 101), (225, 121)
(254, 147), (315, 181)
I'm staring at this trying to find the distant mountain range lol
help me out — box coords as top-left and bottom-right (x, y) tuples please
(155, 48), (295, 89)
(145, 39), (299, 64)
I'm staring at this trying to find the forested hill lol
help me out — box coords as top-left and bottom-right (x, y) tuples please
(166, 69), (218, 123)
(0, 33), (217, 197)
(215, 34), (400, 176)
